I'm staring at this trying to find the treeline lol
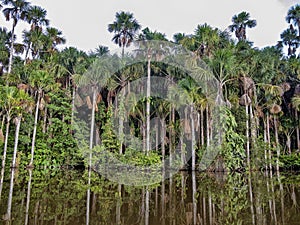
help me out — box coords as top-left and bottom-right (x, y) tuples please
(0, 0), (299, 171)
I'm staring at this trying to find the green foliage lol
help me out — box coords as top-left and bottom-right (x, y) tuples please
(221, 107), (246, 171)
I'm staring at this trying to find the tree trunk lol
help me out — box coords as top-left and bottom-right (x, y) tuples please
(246, 104), (250, 169)
(206, 106), (210, 147)
(5, 169), (15, 221)
(8, 24), (16, 74)
(274, 115), (280, 172)
(89, 87), (97, 167)
(29, 92), (41, 167)
(296, 109), (300, 150)
(146, 51), (151, 155)
(192, 171), (197, 225)
(201, 108), (204, 146)
(191, 105), (196, 171)
(118, 87), (125, 154)
(145, 187), (150, 225)
(267, 113), (272, 170)
(263, 119), (268, 171)
(12, 115), (21, 168)
(2, 114), (11, 169)
(25, 169), (33, 225)
(160, 118), (166, 168)
(42, 106), (47, 133)
(24, 42), (31, 65)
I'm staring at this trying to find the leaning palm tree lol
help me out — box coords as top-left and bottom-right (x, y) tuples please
(229, 11), (257, 41)
(108, 11), (141, 56)
(2, 0), (30, 73)
(286, 4), (300, 36)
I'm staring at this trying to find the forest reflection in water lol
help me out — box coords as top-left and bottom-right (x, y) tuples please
(0, 168), (300, 225)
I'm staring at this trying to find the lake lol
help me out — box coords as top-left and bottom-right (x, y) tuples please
(0, 168), (299, 225)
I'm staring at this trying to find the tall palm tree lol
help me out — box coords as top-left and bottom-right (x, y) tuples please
(286, 4), (300, 36)
(11, 89), (32, 168)
(0, 86), (17, 169)
(108, 11), (141, 56)
(2, 0), (30, 73)
(28, 69), (57, 167)
(229, 11), (257, 41)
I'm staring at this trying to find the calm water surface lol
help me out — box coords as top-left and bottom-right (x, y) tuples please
(0, 168), (299, 225)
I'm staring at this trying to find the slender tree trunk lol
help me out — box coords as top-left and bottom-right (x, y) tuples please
(296, 109), (300, 150)
(29, 92), (41, 167)
(2, 114), (11, 169)
(206, 106), (210, 147)
(146, 51), (151, 155)
(8, 24), (16, 74)
(5, 169), (15, 221)
(86, 168), (91, 225)
(201, 108), (204, 146)
(160, 118), (166, 168)
(267, 113), (272, 170)
(116, 184), (121, 225)
(191, 105), (196, 171)
(263, 120), (268, 171)
(89, 87), (97, 167)
(248, 173), (255, 225)
(24, 42), (31, 65)
(246, 104), (250, 169)
(0, 167), (4, 201)
(192, 171), (197, 225)
(25, 169), (32, 225)
(42, 106), (47, 133)
(71, 85), (76, 126)
(145, 186), (150, 225)
(274, 115), (280, 172)
(118, 87), (125, 154)
(12, 115), (21, 168)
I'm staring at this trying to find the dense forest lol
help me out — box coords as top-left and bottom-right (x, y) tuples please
(0, 0), (300, 172)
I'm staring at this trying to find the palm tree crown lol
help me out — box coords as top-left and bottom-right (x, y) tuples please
(108, 11), (141, 56)
(229, 11), (257, 41)
(286, 4), (300, 36)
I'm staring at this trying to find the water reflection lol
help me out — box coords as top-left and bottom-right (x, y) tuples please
(1, 170), (300, 225)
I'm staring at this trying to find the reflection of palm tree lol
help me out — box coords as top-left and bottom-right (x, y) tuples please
(229, 11), (257, 41)
(108, 11), (141, 56)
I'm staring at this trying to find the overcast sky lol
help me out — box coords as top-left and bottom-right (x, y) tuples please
(0, 0), (299, 53)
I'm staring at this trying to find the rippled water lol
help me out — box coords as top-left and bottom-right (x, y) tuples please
(0, 168), (300, 225)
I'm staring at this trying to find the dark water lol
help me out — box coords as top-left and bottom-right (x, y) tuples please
(0, 168), (300, 225)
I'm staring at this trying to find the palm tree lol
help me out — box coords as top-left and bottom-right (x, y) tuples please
(108, 11), (141, 56)
(89, 45), (109, 57)
(286, 4), (300, 36)
(2, 0), (30, 73)
(28, 69), (57, 167)
(43, 27), (66, 56)
(229, 11), (257, 41)
(11, 89), (32, 168)
(27, 5), (49, 31)
(0, 86), (23, 169)
(278, 27), (300, 56)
